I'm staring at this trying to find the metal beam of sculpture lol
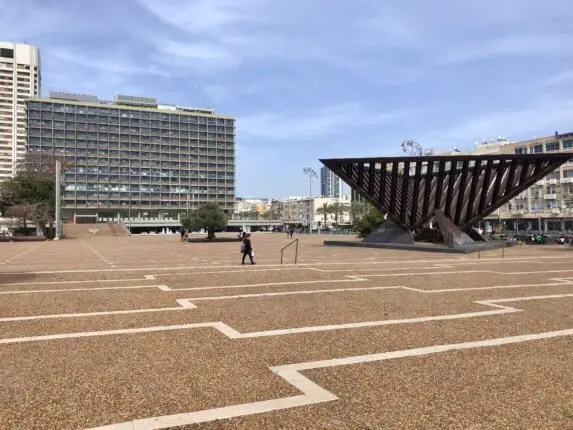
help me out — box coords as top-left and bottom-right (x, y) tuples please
(320, 153), (572, 234)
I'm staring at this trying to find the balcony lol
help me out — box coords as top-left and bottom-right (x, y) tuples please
(544, 194), (557, 199)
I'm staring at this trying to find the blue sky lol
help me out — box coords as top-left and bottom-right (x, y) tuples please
(2, 0), (573, 198)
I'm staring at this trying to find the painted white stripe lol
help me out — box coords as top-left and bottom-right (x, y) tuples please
(0, 305), (186, 323)
(1, 242), (45, 264)
(0, 277), (148, 287)
(3, 278), (572, 323)
(0, 285), (163, 295)
(90, 328), (573, 430)
(0, 255), (567, 275)
(2, 292), (570, 344)
(161, 277), (365, 292)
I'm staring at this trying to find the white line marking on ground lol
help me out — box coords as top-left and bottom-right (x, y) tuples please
(80, 240), (115, 267)
(2, 289), (570, 340)
(0, 296), (188, 322)
(0, 277), (149, 287)
(161, 278), (365, 292)
(0, 285), (166, 295)
(1, 242), (45, 265)
(89, 328), (573, 430)
(0, 255), (568, 274)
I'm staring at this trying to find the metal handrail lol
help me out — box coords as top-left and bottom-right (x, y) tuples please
(280, 238), (299, 264)
(477, 241), (510, 260)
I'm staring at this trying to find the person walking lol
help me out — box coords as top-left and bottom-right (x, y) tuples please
(241, 233), (255, 265)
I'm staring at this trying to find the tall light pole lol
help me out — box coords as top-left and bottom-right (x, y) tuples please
(54, 159), (62, 240)
(303, 167), (317, 233)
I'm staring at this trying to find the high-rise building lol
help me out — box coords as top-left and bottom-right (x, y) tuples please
(320, 166), (340, 197)
(0, 42), (41, 180)
(27, 92), (235, 223)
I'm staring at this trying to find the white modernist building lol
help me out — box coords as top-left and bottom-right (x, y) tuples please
(0, 42), (41, 180)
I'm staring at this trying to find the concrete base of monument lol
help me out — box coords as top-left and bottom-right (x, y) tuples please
(323, 240), (517, 254)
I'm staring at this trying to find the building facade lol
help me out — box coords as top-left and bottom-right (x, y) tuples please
(234, 197), (271, 219)
(271, 196), (351, 230)
(470, 133), (573, 232)
(320, 167), (340, 197)
(0, 42), (41, 180)
(27, 93), (235, 222)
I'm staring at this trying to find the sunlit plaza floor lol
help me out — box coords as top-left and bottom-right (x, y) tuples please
(0, 233), (572, 429)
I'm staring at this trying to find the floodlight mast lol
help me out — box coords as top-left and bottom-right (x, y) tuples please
(302, 167), (318, 233)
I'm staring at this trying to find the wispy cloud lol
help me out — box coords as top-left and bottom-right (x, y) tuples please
(49, 47), (170, 77)
(239, 104), (414, 140)
(537, 71), (573, 89)
(438, 33), (573, 65)
(425, 98), (573, 147)
(136, 0), (266, 34)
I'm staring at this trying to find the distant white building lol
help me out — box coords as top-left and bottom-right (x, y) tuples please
(270, 195), (351, 230)
(234, 197), (271, 218)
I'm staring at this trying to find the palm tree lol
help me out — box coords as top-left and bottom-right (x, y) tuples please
(315, 202), (331, 227)
(329, 202), (349, 226)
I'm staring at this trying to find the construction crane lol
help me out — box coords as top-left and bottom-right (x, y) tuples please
(401, 140), (423, 156)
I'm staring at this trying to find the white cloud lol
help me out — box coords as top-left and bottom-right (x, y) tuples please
(537, 71), (573, 89)
(136, 0), (266, 34)
(439, 34), (573, 65)
(426, 98), (573, 147)
(239, 104), (414, 140)
(48, 47), (170, 77)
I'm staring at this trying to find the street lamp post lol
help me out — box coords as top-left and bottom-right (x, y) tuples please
(54, 159), (62, 240)
(303, 167), (317, 234)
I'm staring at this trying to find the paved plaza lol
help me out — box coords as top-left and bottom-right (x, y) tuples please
(0, 233), (572, 429)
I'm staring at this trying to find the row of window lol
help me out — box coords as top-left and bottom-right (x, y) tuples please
(29, 129), (234, 141)
(28, 140), (234, 151)
(64, 163), (234, 171)
(64, 185), (233, 192)
(28, 117), (234, 133)
(29, 149), (233, 164)
(514, 140), (573, 154)
(61, 200), (233, 208)
(64, 169), (233, 178)
(28, 103), (233, 125)
(34, 149), (233, 161)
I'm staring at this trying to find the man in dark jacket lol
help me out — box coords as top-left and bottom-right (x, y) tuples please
(241, 233), (255, 264)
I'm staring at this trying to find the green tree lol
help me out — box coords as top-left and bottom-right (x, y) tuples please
(0, 154), (62, 235)
(349, 200), (368, 224)
(181, 202), (228, 240)
(352, 204), (386, 238)
(315, 202), (331, 227)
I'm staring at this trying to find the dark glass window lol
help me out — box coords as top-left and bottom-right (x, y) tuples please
(545, 142), (559, 152)
(0, 48), (14, 58)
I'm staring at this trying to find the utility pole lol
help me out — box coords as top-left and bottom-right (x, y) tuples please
(54, 160), (62, 240)
(303, 167), (317, 233)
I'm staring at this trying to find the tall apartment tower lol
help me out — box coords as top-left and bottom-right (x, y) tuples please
(320, 166), (340, 197)
(0, 42), (41, 180)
